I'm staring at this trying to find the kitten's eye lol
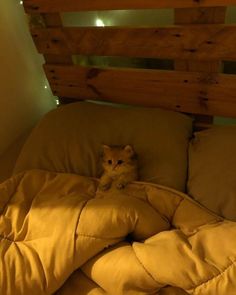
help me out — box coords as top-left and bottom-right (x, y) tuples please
(117, 160), (123, 165)
(108, 160), (112, 165)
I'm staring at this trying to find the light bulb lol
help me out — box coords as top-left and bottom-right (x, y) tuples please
(95, 19), (105, 27)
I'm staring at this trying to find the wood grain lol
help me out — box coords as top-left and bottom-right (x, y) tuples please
(44, 64), (236, 117)
(24, 0), (236, 13)
(31, 25), (236, 61)
(39, 12), (74, 103)
(174, 7), (226, 24)
(40, 14), (73, 66)
(174, 6), (226, 72)
(174, 6), (226, 126)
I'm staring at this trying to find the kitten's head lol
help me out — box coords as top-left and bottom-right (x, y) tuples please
(102, 145), (137, 175)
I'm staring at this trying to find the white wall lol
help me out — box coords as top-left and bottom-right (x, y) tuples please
(0, 0), (56, 156)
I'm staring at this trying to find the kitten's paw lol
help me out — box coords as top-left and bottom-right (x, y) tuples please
(99, 182), (111, 191)
(116, 182), (126, 190)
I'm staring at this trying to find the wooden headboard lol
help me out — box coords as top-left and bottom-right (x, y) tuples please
(24, 0), (236, 127)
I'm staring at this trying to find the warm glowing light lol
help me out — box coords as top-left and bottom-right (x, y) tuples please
(55, 99), (60, 105)
(95, 19), (105, 27)
(20, 1), (23, 4)
(44, 85), (48, 89)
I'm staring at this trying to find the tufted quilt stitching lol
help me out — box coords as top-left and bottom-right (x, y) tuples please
(192, 259), (236, 293)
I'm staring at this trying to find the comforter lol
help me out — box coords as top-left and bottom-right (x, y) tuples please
(0, 170), (236, 295)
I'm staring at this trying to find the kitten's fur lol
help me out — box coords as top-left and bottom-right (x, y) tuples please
(99, 145), (138, 191)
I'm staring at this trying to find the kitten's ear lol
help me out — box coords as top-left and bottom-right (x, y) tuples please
(102, 144), (111, 153)
(124, 145), (134, 155)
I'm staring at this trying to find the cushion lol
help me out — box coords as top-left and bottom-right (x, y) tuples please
(14, 102), (192, 191)
(187, 125), (236, 221)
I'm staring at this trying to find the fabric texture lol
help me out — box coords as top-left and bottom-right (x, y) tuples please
(188, 125), (236, 221)
(1, 169), (236, 295)
(13, 102), (192, 191)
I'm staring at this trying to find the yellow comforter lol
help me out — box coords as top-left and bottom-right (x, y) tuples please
(1, 170), (236, 295)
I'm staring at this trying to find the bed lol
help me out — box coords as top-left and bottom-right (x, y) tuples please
(1, 1), (236, 294)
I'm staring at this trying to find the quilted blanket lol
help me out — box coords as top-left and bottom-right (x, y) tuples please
(1, 170), (236, 295)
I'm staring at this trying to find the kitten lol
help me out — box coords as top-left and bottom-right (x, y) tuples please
(99, 145), (138, 191)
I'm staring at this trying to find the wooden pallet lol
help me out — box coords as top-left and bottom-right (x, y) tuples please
(23, 0), (236, 127)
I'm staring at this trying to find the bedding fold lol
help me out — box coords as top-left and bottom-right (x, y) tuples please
(0, 170), (235, 295)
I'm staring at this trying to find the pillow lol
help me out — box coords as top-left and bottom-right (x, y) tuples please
(14, 102), (192, 191)
(187, 125), (236, 220)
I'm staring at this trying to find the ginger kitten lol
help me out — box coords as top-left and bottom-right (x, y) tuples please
(99, 145), (138, 191)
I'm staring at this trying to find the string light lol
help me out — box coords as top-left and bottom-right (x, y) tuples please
(55, 99), (60, 105)
(20, 1), (23, 5)
(44, 85), (48, 89)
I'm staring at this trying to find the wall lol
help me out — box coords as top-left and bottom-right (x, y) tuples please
(0, 0), (56, 156)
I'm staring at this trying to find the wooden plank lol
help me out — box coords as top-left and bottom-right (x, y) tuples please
(40, 13), (73, 68)
(31, 25), (236, 61)
(27, 12), (73, 64)
(24, 0), (236, 13)
(44, 64), (236, 118)
(31, 13), (73, 104)
(27, 13), (46, 29)
(174, 6), (226, 72)
(174, 6), (226, 127)
(175, 7), (226, 24)
(42, 13), (62, 27)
